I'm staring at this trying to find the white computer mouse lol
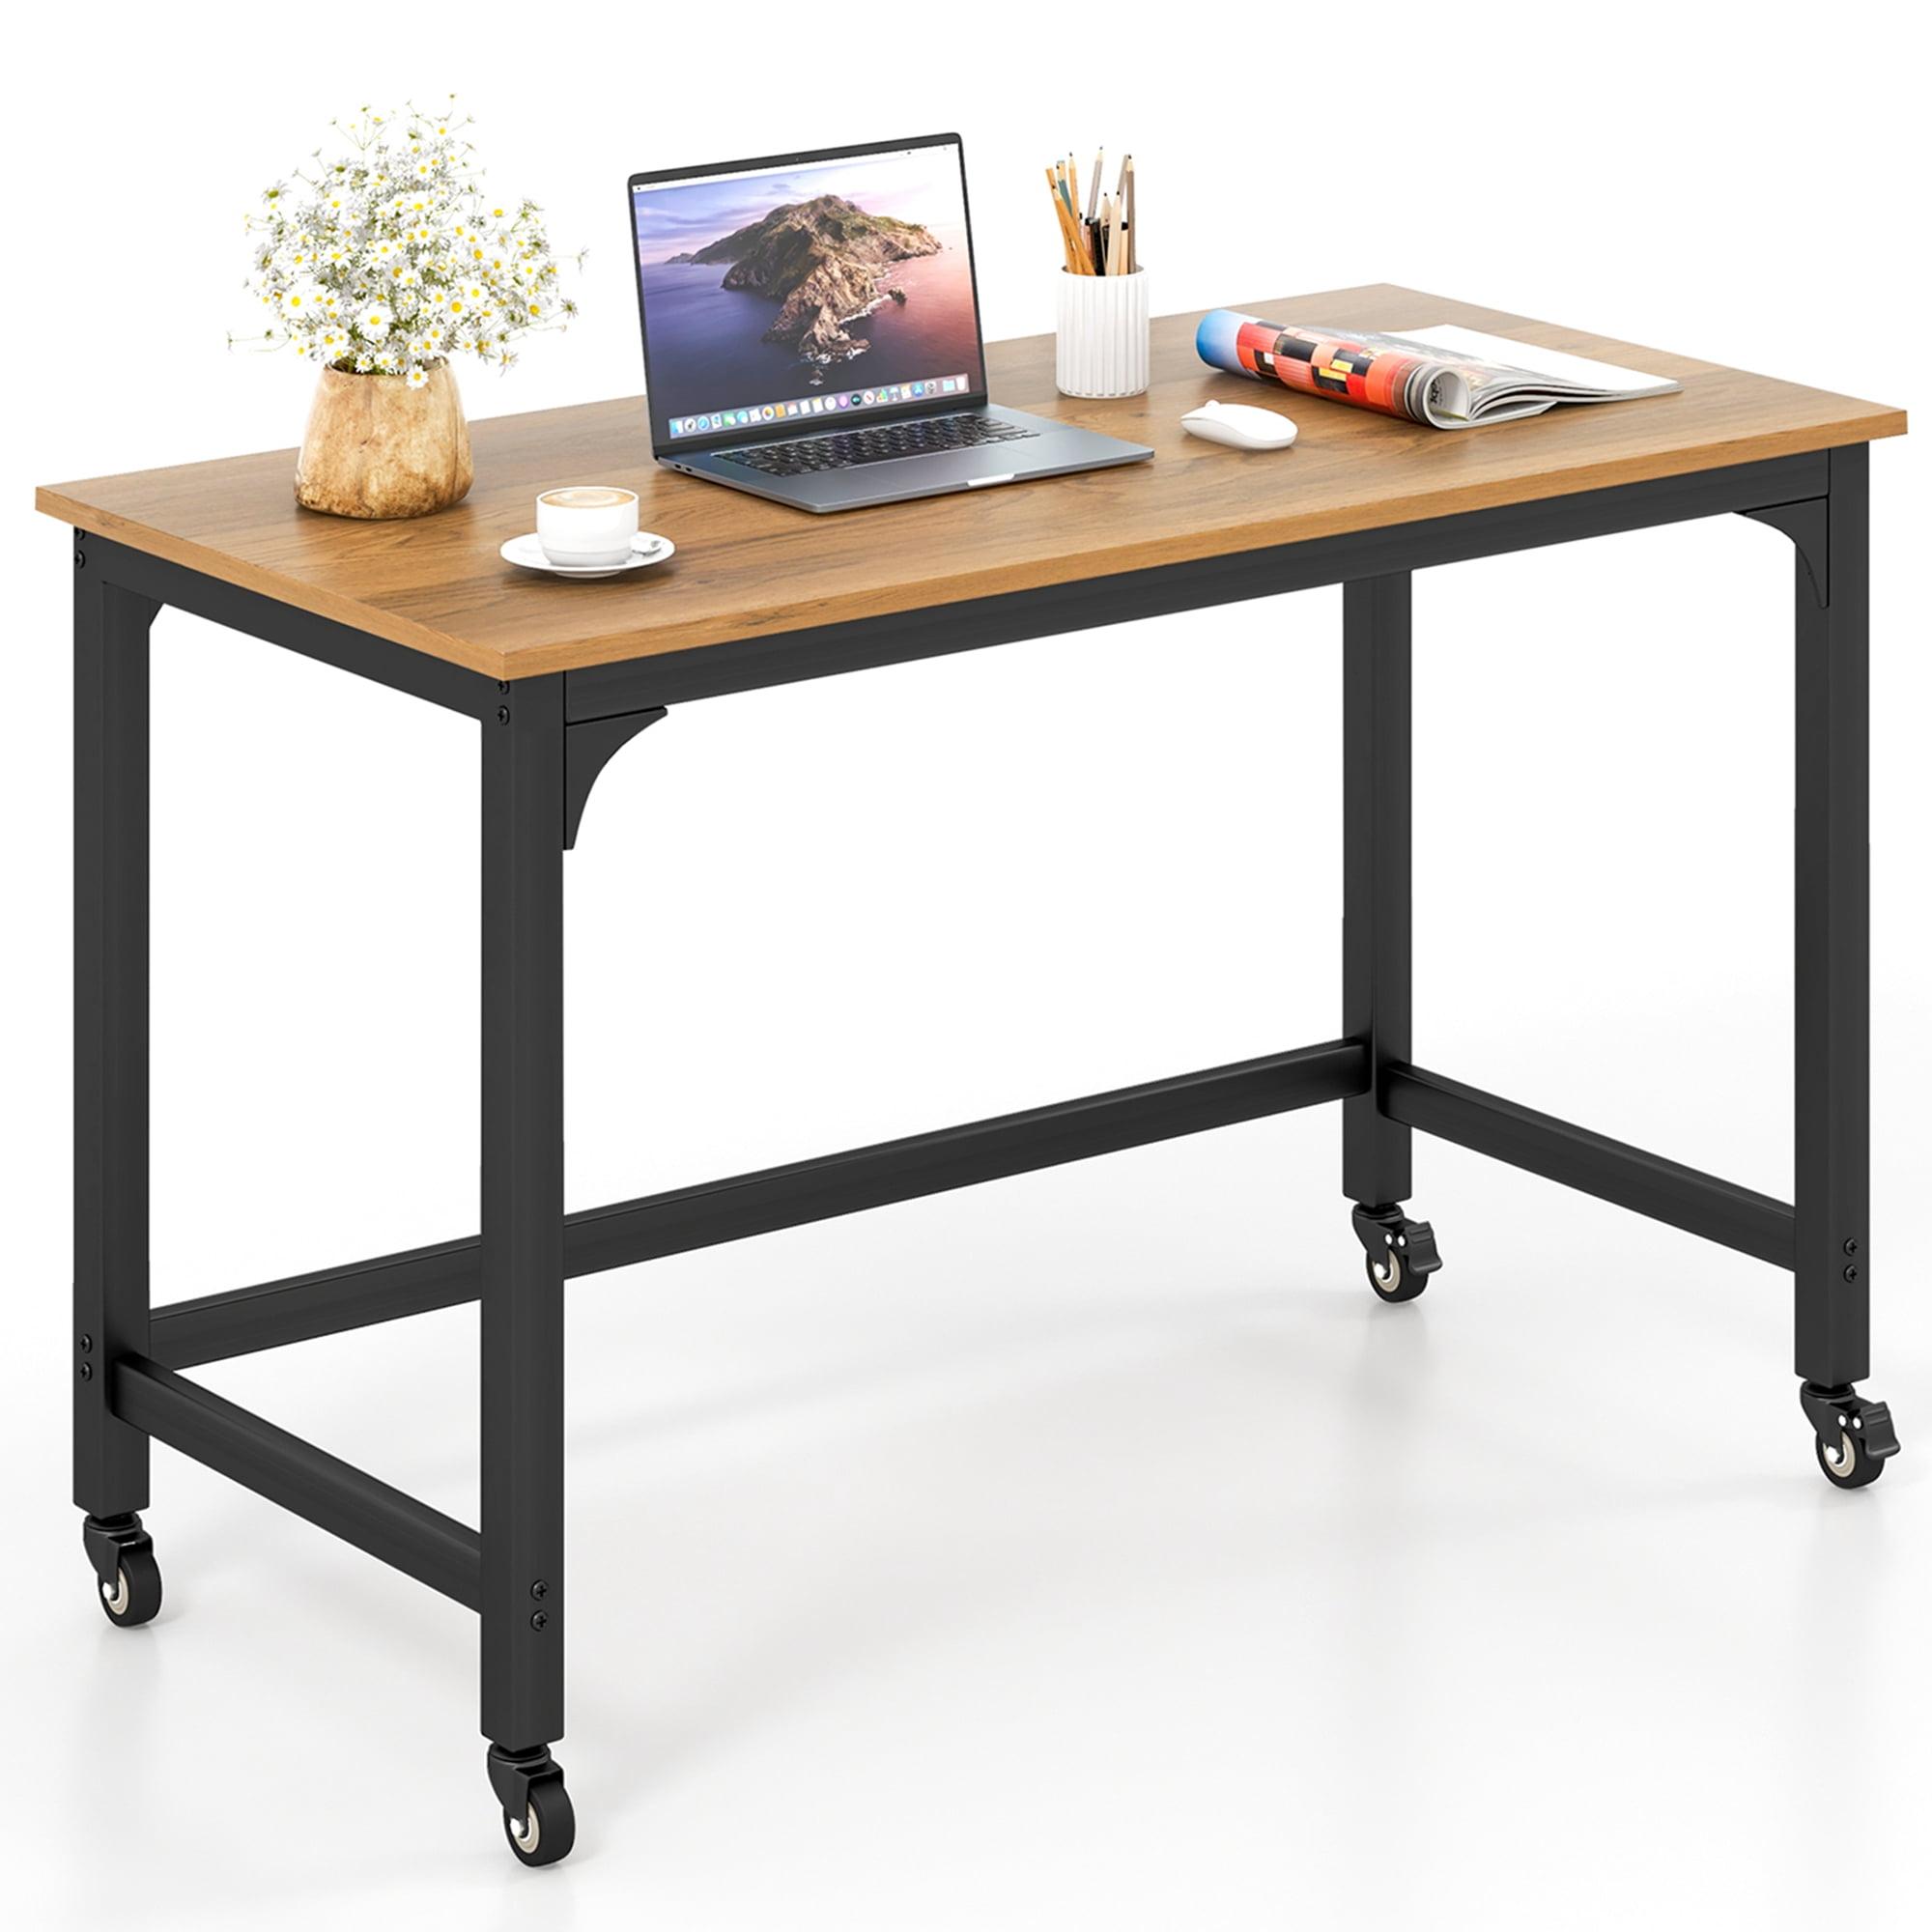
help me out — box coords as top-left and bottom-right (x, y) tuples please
(1180, 398), (1298, 451)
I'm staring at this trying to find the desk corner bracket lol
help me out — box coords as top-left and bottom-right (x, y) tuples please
(1743, 499), (1829, 608)
(562, 705), (668, 850)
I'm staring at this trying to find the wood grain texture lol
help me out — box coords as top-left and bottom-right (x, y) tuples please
(39, 285), (1906, 682)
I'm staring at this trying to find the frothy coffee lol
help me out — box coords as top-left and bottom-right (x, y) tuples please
(539, 487), (634, 508)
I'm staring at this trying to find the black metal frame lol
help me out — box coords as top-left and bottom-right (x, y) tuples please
(70, 439), (1881, 1832)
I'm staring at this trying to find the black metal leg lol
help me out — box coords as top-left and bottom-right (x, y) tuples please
(1792, 446), (1897, 1487)
(1790, 446), (1887, 1470)
(1342, 573), (1412, 1202)
(1342, 575), (1440, 1301)
(73, 543), (158, 1523)
(1794, 444), (1869, 1384)
(479, 673), (571, 1791)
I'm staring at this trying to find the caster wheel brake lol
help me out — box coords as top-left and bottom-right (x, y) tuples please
(82, 1513), (162, 1627)
(1801, 1382), (1899, 1491)
(1352, 1203), (1441, 1304)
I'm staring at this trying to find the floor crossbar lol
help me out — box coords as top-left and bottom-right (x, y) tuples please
(153, 1039), (1369, 1368)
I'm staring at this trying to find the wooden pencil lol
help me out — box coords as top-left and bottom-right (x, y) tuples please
(1044, 165), (1080, 273)
(1045, 149), (1144, 273)
(1058, 159), (1084, 255)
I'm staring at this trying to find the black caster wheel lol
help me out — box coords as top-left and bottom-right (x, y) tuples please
(1801, 1382), (1899, 1491)
(489, 1745), (576, 1867)
(504, 1776), (575, 1866)
(1815, 1430), (1885, 1489)
(1351, 1203), (1441, 1304)
(82, 1514), (162, 1628)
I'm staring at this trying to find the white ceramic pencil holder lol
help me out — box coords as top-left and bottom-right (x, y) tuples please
(1056, 268), (1150, 399)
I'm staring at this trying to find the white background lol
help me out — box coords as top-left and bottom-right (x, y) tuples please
(4, 8), (1925, 1926)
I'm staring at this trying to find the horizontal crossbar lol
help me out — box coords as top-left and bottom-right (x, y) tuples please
(88, 535), (494, 717)
(1383, 1064), (1795, 1267)
(564, 454), (1830, 716)
(112, 1356), (482, 1608)
(151, 1039), (1368, 1368)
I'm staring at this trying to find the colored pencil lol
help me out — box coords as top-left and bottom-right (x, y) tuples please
(1045, 148), (1140, 275)
(1044, 164), (1081, 273)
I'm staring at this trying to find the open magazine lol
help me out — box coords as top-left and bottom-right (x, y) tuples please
(1195, 311), (1680, 428)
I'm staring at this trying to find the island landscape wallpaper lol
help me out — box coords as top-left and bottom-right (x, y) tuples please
(633, 145), (983, 427)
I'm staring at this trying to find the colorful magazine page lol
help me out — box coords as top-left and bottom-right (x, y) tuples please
(1194, 311), (1679, 429)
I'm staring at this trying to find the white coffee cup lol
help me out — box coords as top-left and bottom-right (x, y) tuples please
(536, 485), (639, 567)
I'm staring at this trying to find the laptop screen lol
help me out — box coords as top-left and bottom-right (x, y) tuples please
(629, 136), (986, 453)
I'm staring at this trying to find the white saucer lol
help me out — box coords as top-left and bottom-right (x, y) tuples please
(500, 531), (675, 579)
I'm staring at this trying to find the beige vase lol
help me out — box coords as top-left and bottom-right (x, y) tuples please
(295, 362), (473, 519)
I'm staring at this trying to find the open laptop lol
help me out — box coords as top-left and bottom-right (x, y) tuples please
(628, 134), (1152, 513)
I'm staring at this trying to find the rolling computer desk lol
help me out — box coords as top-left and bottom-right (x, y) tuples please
(40, 286), (1908, 1864)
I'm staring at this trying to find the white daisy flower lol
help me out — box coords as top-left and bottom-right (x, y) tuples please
(240, 106), (576, 387)
(406, 366), (429, 389)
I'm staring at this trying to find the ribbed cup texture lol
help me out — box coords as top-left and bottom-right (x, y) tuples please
(1055, 269), (1150, 399)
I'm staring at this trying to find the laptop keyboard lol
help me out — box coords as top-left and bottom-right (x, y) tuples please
(718, 412), (1037, 478)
